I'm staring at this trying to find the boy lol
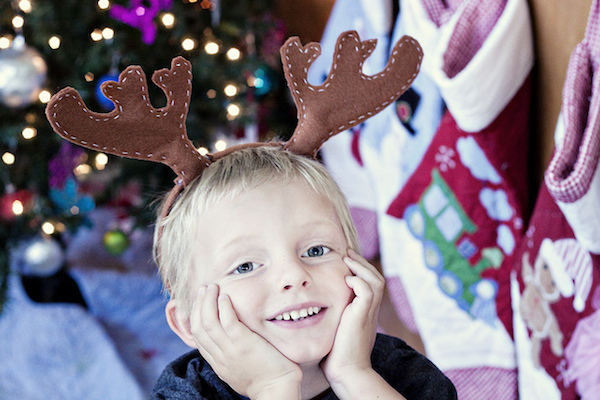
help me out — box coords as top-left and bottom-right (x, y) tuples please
(45, 29), (456, 399)
(150, 147), (457, 399)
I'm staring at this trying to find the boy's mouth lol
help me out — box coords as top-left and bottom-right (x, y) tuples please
(271, 306), (323, 322)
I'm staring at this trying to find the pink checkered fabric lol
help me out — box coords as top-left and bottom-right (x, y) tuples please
(419, 0), (507, 78)
(545, 0), (600, 203)
(444, 367), (518, 400)
(443, 0), (506, 78)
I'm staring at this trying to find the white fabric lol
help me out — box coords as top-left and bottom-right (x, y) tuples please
(0, 276), (145, 400)
(401, 0), (534, 132)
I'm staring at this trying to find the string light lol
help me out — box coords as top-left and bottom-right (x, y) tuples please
(204, 41), (219, 55)
(214, 140), (227, 152)
(22, 127), (36, 140)
(0, 36), (10, 49)
(102, 27), (114, 40)
(161, 13), (175, 28)
(18, 0), (32, 13)
(226, 47), (241, 61)
(224, 84), (237, 97)
(39, 90), (51, 103)
(197, 147), (209, 156)
(94, 153), (108, 170)
(42, 221), (56, 235)
(226, 104), (240, 119)
(98, 0), (110, 10)
(12, 200), (24, 216)
(74, 163), (92, 176)
(48, 36), (61, 49)
(2, 152), (15, 165)
(12, 16), (24, 29)
(206, 89), (216, 99)
(91, 29), (103, 41)
(181, 38), (196, 51)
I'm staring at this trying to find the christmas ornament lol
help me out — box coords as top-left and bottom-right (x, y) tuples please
(252, 65), (274, 97)
(103, 229), (130, 256)
(0, 36), (47, 108)
(49, 177), (95, 216)
(95, 73), (120, 110)
(48, 142), (84, 189)
(21, 236), (65, 276)
(0, 189), (34, 221)
(109, 0), (173, 45)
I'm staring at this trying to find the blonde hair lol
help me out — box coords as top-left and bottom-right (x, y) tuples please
(153, 146), (360, 313)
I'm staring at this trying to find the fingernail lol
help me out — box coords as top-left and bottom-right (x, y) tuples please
(198, 286), (206, 296)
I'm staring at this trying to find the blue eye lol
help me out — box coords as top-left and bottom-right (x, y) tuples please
(234, 262), (259, 274)
(303, 246), (331, 258)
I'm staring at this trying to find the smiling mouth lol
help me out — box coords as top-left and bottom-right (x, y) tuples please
(272, 306), (323, 321)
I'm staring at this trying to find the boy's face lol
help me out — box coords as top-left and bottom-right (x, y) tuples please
(191, 179), (354, 366)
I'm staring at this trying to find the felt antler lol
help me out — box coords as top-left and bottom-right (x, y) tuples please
(45, 56), (208, 187)
(281, 30), (422, 157)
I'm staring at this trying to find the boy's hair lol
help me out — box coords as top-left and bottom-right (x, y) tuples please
(153, 146), (360, 313)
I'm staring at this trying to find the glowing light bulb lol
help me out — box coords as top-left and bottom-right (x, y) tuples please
(48, 36), (61, 49)
(102, 27), (114, 40)
(42, 221), (55, 235)
(182, 38), (196, 51)
(0, 36), (11, 49)
(224, 84), (237, 97)
(39, 90), (51, 103)
(12, 16), (25, 29)
(12, 200), (24, 216)
(19, 0), (32, 13)
(226, 47), (241, 60)
(2, 152), (15, 165)
(22, 127), (36, 139)
(98, 0), (110, 10)
(214, 140), (227, 152)
(95, 153), (108, 170)
(161, 13), (175, 28)
(227, 104), (240, 118)
(91, 29), (103, 41)
(204, 41), (219, 55)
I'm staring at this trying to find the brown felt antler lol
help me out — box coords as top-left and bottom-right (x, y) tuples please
(46, 30), (422, 208)
(281, 31), (422, 157)
(46, 57), (209, 187)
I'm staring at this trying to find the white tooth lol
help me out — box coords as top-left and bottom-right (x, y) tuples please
(283, 312), (291, 321)
(275, 315), (283, 321)
(299, 308), (308, 318)
(290, 310), (300, 320)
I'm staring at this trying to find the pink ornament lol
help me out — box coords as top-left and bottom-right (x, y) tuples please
(109, 0), (173, 45)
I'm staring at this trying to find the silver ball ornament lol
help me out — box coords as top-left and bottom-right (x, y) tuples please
(0, 36), (47, 108)
(23, 237), (65, 276)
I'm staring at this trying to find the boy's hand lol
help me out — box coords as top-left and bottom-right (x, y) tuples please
(322, 250), (399, 399)
(189, 284), (302, 400)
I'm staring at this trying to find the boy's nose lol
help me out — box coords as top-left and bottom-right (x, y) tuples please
(278, 257), (312, 291)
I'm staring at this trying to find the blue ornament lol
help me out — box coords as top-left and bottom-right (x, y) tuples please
(49, 177), (95, 216)
(95, 73), (119, 110)
(252, 66), (274, 97)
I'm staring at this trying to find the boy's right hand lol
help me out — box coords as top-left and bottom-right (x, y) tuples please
(190, 284), (302, 400)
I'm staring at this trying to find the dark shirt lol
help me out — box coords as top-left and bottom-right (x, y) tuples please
(151, 333), (457, 399)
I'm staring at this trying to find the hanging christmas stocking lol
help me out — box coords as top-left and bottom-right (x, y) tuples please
(382, 0), (534, 398)
(512, 1), (600, 398)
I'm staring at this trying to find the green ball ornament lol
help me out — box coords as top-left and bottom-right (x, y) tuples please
(103, 229), (130, 256)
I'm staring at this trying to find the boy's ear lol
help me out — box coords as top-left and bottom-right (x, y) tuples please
(165, 299), (197, 349)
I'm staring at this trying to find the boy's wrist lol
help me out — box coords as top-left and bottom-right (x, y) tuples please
(327, 367), (406, 400)
(248, 371), (302, 400)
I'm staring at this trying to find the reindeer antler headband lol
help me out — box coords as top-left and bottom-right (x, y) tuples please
(46, 31), (422, 218)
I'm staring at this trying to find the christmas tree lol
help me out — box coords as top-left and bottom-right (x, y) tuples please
(0, 0), (296, 310)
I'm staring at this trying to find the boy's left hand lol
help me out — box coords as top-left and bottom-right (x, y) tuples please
(321, 249), (385, 383)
